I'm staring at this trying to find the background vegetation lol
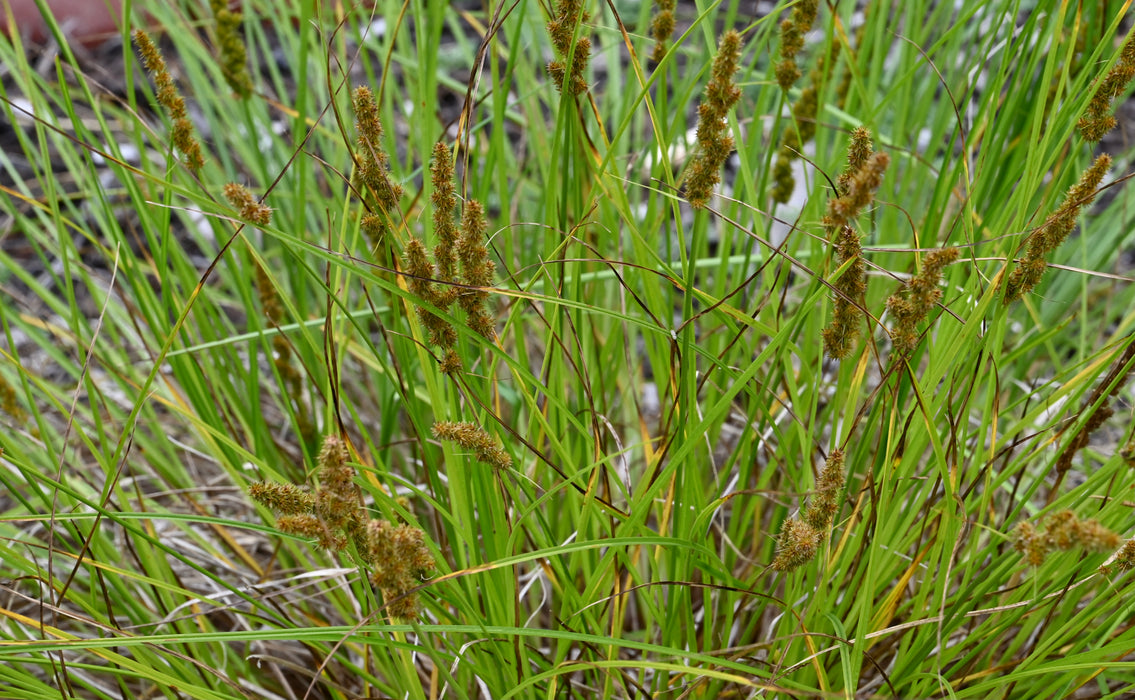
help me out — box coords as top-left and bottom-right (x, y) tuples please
(1, 0), (1134, 698)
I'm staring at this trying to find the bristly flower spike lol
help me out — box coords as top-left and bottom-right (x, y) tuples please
(132, 30), (204, 172)
(804, 448), (846, 531)
(774, 0), (818, 91)
(1101, 539), (1135, 576)
(248, 434), (436, 619)
(685, 30), (743, 208)
(1012, 509), (1121, 568)
(820, 225), (866, 360)
(820, 137), (889, 360)
(838, 126), (873, 195)
(1005, 154), (1110, 302)
(1078, 34), (1135, 142)
(248, 481), (315, 516)
(456, 200), (498, 340)
(773, 448), (848, 572)
(886, 247), (959, 361)
(430, 141), (460, 304)
(210, 0), (253, 97)
(222, 183), (272, 226)
(352, 86), (403, 244)
(432, 420), (512, 469)
(546, 0), (592, 94)
(771, 39), (841, 204)
(366, 519), (435, 619)
(649, 0), (676, 64)
(772, 517), (822, 572)
(404, 237), (457, 349)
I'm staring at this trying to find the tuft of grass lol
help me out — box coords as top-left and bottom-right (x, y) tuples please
(1, 1), (1135, 698)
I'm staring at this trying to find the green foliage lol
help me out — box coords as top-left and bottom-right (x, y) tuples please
(1, 1), (1135, 698)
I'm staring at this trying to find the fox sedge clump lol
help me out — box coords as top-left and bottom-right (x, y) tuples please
(9, 3), (1135, 697)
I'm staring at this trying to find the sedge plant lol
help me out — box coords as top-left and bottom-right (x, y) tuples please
(0, 1), (1134, 699)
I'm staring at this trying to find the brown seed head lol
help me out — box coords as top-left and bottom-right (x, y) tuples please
(432, 421), (512, 469)
(772, 517), (822, 572)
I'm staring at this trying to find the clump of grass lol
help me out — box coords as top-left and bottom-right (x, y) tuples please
(250, 435), (435, 619)
(773, 448), (846, 571)
(1004, 153), (1111, 302)
(546, 0), (591, 95)
(132, 29), (204, 171)
(6, 2), (1135, 698)
(1012, 509), (1121, 567)
(886, 247), (959, 361)
(685, 29), (743, 208)
(1077, 34), (1135, 141)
